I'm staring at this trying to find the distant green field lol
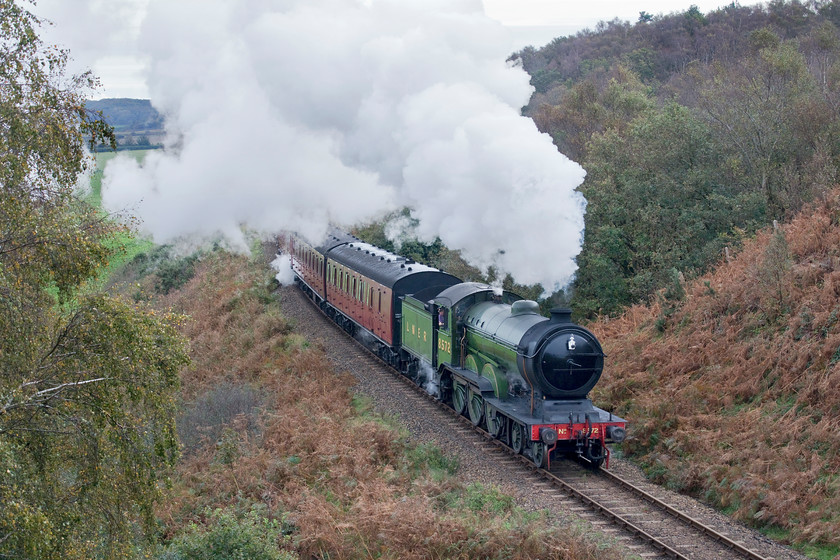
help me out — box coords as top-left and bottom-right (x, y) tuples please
(87, 149), (156, 290)
(87, 149), (152, 208)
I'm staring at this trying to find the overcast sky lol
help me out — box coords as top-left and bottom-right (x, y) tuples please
(32, 0), (767, 99)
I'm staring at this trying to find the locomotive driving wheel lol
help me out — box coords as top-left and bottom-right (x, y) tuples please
(485, 405), (503, 438)
(452, 381), (468, 416)
(532, 442), (548, 468)
(467, 390), (484, 427)
(510, 422), (525, 455)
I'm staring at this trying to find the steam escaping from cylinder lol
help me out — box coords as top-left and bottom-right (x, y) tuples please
(419, 361), (440, 398)
(270, 254), (295, 286)
(505, 368), (529, 397)
(101, 0), (587, 290)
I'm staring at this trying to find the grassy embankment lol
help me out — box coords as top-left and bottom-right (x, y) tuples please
(96, 153), (627, 559)
(591, 189), (840, 560)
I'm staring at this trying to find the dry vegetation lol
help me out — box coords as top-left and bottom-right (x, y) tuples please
(591, 188), (840, 548)
(132, 249), (623, 559)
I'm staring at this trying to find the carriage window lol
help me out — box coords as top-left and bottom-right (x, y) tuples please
(369, 287), (373, 307)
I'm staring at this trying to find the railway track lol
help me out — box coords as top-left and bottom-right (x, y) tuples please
(280, 282), (797, 560)
(449, 403), (770, 559)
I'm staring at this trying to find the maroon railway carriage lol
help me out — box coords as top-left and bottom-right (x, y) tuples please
(290, 230), (460, 366)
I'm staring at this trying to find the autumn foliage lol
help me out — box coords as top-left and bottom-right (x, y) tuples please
(0, 3), (187, 558)
(591, 188), (840, 545)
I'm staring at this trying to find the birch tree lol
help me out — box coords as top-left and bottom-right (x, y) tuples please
(0, 2), (188, 558)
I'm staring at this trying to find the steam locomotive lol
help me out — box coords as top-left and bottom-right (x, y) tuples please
(288, 229), (626, 468)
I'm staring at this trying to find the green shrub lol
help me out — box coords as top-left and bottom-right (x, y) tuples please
(158, 506), (296, 560)
(439, 482), (516, 515)
(156, 253), (199, 294)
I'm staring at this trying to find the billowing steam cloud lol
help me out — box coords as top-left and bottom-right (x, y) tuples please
(101, 0), (587, 290)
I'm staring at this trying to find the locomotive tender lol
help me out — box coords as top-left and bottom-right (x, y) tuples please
(289, 230), (626, 468)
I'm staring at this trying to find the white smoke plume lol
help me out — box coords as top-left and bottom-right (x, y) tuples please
(101, 0), (587, 290)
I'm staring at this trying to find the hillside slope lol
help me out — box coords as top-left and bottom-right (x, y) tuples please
(591, 189), (840, 548)
(86, 98), (162, 130)
(86, 98), (164, 148)
(510, 1), (840, 318)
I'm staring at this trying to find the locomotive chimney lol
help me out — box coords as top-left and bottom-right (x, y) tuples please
(549, 307), (573, 324)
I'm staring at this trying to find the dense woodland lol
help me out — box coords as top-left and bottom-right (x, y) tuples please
(513, 0), (840, 318)
(507, 1), (840, 553)
(592, 192), (840, 553)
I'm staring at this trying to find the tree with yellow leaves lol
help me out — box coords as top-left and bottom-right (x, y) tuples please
(0, 2), (189, 558)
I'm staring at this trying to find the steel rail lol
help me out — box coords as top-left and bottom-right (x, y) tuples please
(596, 467), (769, 560)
